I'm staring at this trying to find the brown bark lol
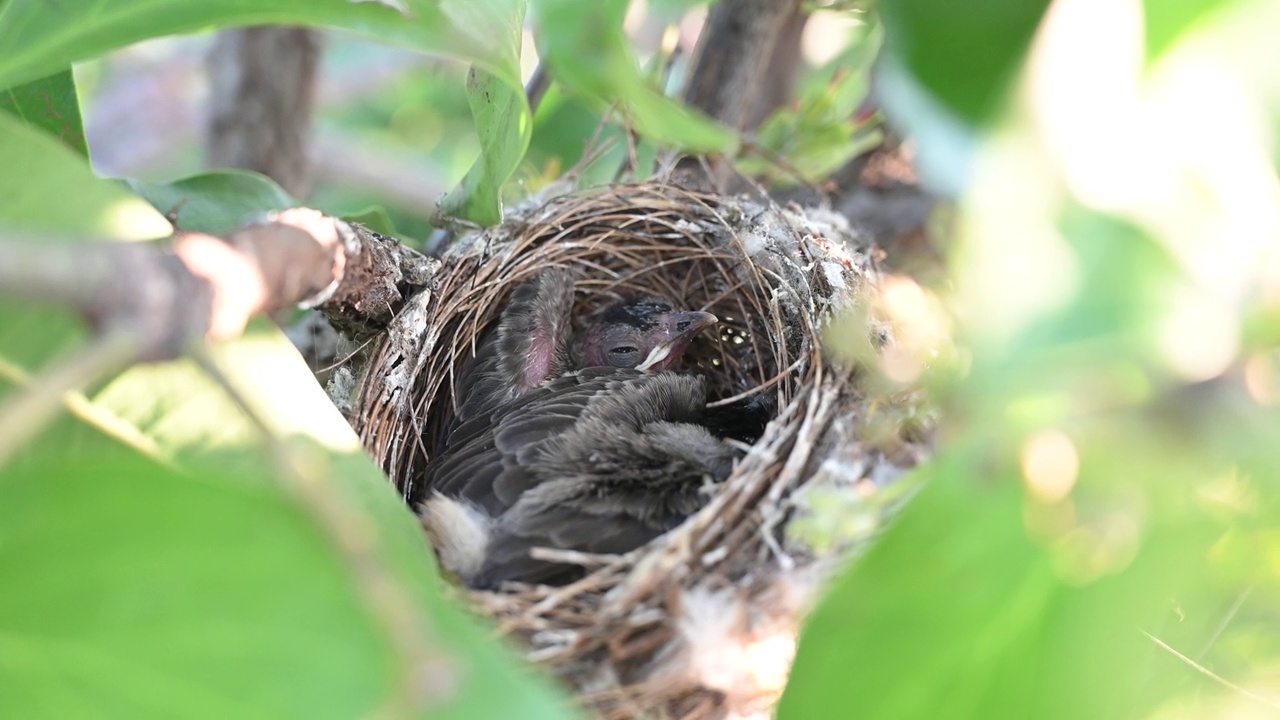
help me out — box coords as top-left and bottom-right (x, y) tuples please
(674, 0), (807, 190)
(206, 27), (323, 198)
(681, 0), (807, 135)
(0, 212), (430, 364)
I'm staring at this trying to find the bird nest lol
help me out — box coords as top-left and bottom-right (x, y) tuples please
(350, 183), (929, 719)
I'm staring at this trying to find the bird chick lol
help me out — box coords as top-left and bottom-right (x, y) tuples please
(420, 273), (747, 589)
(422, 368), (740, 588)
(448, 268), (577, 433)
(447, 269), (716, 435)
(577, 300), (717, 372)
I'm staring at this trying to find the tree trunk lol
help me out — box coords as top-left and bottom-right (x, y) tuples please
(206, 27), (323, 198)
(681, 0), (806, 135)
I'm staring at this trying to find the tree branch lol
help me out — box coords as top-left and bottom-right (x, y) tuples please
(682, 0), (807, 134)
(0, 209), (431, 364)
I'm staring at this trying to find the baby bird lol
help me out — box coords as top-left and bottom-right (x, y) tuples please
(447, 268), (716, 433)
(420, 269), (767, 588)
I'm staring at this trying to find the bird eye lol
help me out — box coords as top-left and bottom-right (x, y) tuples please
(606, 345), (639, 367)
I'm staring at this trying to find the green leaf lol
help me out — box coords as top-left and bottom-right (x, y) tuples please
(0, 110), (167, 395)
(439, 65), (531, 226)
(342, 206), (417, 245)
(878, 0), (1051, 126)
(0, 325), (577, 719)
(0, 453), (395, 718)
(0, 110), (167, 238)
(739, 33), (884, 185)
(781, 454), (1220, 720)
(533, 0), (737, 153)
(0, 70), (86, 157)
(127, 170), (298, 236)
(0, 0), (522, 91)
(1144, 0), (1236, 60)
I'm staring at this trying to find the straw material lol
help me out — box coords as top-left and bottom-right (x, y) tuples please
(350, 183), (929, 718)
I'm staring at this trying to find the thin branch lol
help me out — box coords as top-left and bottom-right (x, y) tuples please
(0, 355), (171, 468)
(1142, 629), (1280, 711)
(525, 60), (552, 115)
(0, 328), (144, 468)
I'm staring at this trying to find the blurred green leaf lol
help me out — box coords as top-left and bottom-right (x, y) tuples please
(0, 325), (577, 719)
(0, 70), (86, 157)
(0, 110), (166, 238)
(740, 54), (883, 184)
(0, 0), (522, 91)
(343, 206), (406, 239)
(533, 0), (737, 153)
(648, 0), (712, 15)
(786, 0), (1280, 706)
(878, 0), (1050, 126)
(0, 452), (395, 718)
(127, 170), (298, 236)
(0, 110), (165, 391)
(781, 450), (1222, 720)
(1144, 0), (1236, 60)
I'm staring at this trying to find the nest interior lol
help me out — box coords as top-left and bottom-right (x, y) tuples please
(351, 183), (927, 719)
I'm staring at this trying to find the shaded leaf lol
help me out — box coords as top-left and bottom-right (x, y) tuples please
(739, 35), (884, 185)
(0, 70), (86, 157)
(533, 0), (736, 153)
(878, 0), (1050, 126)
(343, 206), (407, 239)
(127, 170), (298, 236)
(439, 65), (531, 226)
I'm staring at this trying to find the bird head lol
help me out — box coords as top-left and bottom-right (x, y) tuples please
(580, 301), (718, 372)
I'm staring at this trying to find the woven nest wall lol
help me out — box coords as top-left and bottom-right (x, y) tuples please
(351, 183), (929, 719)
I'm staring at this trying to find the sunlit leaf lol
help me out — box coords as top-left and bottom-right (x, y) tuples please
(0, 111), (166, 239)
(1143, 0), (1237, 60)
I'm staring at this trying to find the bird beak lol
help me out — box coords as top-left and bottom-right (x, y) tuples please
(636, 311), (718, 371)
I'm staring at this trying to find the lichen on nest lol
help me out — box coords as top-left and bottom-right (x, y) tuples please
(349, 182), (931, 719)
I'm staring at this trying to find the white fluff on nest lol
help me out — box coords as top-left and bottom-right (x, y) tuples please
(672, 577), (821, 719)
